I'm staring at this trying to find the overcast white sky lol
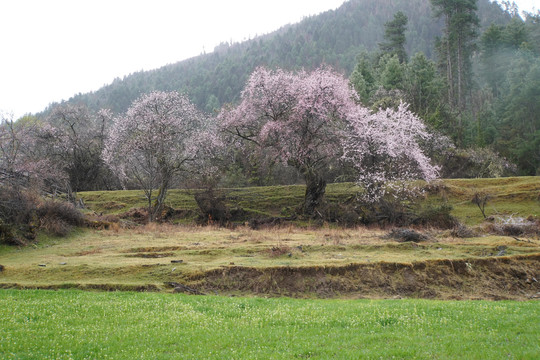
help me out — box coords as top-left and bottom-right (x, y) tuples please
(0, 0), (537, 119)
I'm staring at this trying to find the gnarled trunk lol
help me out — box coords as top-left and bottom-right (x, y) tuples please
(302, 170), (326, 216)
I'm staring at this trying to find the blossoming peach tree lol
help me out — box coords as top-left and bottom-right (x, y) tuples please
(219, 66), (356, 215)
(342, 103), (439, 205)
(0, 112), (69, 192)
(220, 67), (439, 216)
(103, 91), (214, 221)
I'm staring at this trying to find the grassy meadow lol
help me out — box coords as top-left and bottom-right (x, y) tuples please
(1, 176), (538, 294)
(0, 177), (539, 358)
(1, 289), (539, 359)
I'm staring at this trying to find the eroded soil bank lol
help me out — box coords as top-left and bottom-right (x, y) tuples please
(3, 254), (539, 300)
(195, 254), (540, 300)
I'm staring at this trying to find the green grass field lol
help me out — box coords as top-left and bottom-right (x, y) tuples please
(1, 289), (539, 359)
(78, 177), (540, 226)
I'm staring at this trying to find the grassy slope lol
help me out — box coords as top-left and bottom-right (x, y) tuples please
(0, 177), (538, 297)
(79, 177), (540, 225)
(440, 177), (540, 224)
(1, 290), (539, 359)
(0, 224), (538, 291)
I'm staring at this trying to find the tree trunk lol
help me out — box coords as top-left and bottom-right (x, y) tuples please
(152, 177), (170, 221)
(445, 16), (454, 107)
(302, 171), (326, 216)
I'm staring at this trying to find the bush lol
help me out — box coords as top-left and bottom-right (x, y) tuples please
(451, 223), (476, 238)
(0, 185), (84, 243)
(487, 217), (540, 237)
(484, 216), (540, 237)
(194, 188), (230, 225)
(441, 147), (517, 179)
(0, 186), (37, 245)
(36, 200), (84, 237)
(386, 229), (429, 242)
(319, 202), (361, 227)
(414, 203), (458, 229)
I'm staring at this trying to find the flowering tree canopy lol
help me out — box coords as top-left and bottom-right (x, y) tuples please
(219, 66), (359, 215)
(221, 67), (439, 215)
(41, 104), (113, 195)
(343, 103), (439, 203)
(103, 91), (209, 221)
(0, 113), (67, 192)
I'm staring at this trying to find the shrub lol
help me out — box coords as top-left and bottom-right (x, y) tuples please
(0, 186), (37, 245)
(451, 223), (476, 238)
(194, 188), (230, 225)
(484, 215), (540, 237)
(441, 147), (517, 179)
(472, 191), (490, 219)
(386, 229), (429, 242)
(264, 245), (292, 257)
(319, 202), (361, 227)
(36, 200), (84, 237)
(414, 203), (458, 229)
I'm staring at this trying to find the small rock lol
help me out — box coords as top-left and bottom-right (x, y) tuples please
(38, 264), (46, 267)
(171, 260), (183, 264)
(287, 253), (292, 257)
(496, 245), (507, 256)
(59, 262), (67, 265)
(229, 262), (235, 265)
(171, 267), (176, 272)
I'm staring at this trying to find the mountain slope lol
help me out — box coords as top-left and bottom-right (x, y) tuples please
(50, 0), (510, 115)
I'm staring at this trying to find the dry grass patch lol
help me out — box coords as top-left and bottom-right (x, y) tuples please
(0, 223), (538, 297)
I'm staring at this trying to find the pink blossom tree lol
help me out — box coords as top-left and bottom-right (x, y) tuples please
(39, 104), (113, 197)
(0, 113), (29, 176)
(103, 91), (210, 221)
(220, 67), (439, 217)
(0, 113), (67, 192)
(219, 66), (359, 215)
(342, 102), (439, 204)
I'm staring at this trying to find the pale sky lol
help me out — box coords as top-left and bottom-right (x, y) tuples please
(0, 0), (536, 119)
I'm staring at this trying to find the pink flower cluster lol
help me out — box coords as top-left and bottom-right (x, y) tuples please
(219, 66), (357, 172)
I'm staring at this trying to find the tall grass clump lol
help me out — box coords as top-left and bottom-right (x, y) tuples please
(36, 199), (84, 237)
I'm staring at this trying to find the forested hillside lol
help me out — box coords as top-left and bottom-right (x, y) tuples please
(52, 0), (510, 115)
(23, 0), (538, 179)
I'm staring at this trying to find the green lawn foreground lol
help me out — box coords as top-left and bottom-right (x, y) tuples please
(1, 290), (538, 359)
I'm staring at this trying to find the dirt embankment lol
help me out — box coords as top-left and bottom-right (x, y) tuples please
(195, 254), (540, 300)
(2, 255), (538, 300)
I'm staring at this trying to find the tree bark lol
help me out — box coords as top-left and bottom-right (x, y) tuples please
(302, 171), (326, 216)
(152, 176), (170, 222)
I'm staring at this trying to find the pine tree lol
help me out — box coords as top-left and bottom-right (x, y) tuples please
(431, 0), (479, 111)
(379, 11), (409, 64)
